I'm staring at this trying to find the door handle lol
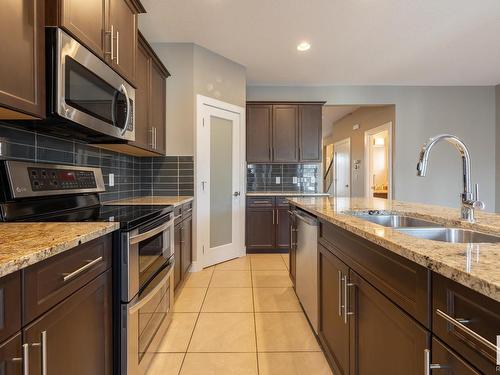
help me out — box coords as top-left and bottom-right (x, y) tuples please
(338, 271), (343, 317)
(116, 30), (120, 65)
(272, 209), (275, 225)
(424, 349), (447, 375)
(233, 191), (240, 197)
(105, 25), (115, 60)
(276, 209), (279, 224)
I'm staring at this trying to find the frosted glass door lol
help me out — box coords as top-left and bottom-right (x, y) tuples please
(210, 116), (233, 248)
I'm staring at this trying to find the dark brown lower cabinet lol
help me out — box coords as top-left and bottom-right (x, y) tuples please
(431, 338), (482, 375)
(289, 211), (297, 285)
(246, 209), (275, 250)
(276, 209), (290, 249)
(24, 269), (112, 375)
(181, 215), (193, 276)
(318, 245), (349, 375)
(349, 270), (429, 375)
(174, 206), (193, 290)
(174, 222), (182, 289)
(0, 333), (22, 375)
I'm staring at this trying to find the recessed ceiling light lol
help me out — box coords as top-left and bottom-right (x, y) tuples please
(297, 41), (311, 52)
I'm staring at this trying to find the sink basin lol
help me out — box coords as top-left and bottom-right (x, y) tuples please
(352, 213), (442, 228)
(395, 227), (500, 244)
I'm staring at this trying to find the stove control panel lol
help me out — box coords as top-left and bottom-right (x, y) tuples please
(4, 161), (106, 198)
(28, 167), (97, 191)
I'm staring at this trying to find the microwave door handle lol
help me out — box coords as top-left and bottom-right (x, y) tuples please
(128, 264), (173, 315)
(129, 218), (174, 245)
(119, 84), (131, 135)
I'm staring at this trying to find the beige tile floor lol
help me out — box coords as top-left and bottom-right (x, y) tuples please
(146, 253), (332, 375)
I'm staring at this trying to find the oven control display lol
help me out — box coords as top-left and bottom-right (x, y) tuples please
(28, 167), (97, 191)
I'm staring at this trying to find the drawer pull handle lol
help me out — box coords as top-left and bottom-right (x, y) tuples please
(174, 215), (182, 220)
(423, 349), (447, 375)
(436, 309), (497, 352)
(252, 200), (270, 204)
(338, 271), (343, 317)
(22, 343), (29, 375)
(62, 257), (103, 282)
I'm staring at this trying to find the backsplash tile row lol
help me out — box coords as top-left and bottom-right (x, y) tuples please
(247, 163), (321, 193)
(0, 124), (194, 201)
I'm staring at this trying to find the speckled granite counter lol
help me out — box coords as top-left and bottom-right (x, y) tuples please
(246, 192), (330, 197)
(0, 222), (119, 278)
(106, 196), (193, 207)
(287, 196), (500, 302)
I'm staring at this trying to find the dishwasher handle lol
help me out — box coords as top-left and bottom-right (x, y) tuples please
(295, 210), (319, 226)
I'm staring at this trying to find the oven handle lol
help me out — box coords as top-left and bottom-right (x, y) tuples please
(129, 218), (174, 245)
(129, 262), (173, 315)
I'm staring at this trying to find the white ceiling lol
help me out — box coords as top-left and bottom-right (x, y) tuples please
(322, 105), (360, 138)
(139, 0), (500, 86)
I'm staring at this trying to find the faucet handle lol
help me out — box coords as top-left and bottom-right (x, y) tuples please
(473, 184), (486, 210)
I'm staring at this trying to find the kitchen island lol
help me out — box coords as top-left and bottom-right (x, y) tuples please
(288, 196), (500, 375)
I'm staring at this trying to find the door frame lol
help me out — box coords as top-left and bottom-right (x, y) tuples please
(364, 122), (393, 200)
(333, 138), (351, 198)
(193, 95), (246, 271)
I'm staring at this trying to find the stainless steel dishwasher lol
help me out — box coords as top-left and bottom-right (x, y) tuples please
(295, 209), (319, 333)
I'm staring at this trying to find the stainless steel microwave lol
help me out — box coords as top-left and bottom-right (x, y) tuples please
(45, 28), (135, 142)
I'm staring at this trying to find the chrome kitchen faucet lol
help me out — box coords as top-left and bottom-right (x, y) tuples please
(416, 134), (485, 223)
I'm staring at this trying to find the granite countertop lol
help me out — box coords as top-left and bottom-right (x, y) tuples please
(246, 192), (330, 197)
(287, 196), (500, 303)
(106, 196), (194, 207)
(0, 222), (119, 278)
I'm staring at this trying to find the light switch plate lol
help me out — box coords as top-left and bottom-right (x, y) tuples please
(109, 173), (115, 187)
(293, 177), (298, 184)
(276, 177), (281, 184)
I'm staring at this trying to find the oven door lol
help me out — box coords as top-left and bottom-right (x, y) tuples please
(122, 261), (174, 375)
(122, 215), (175, 302)
(55, 28), (135, 141)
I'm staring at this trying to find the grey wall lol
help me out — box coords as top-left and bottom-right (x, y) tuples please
(152, 43), (246, 156)
(247, 86), (496, 210)
(496, 85), (500, 212)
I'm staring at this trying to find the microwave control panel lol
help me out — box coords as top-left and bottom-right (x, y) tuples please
(28, 167), (97, 191)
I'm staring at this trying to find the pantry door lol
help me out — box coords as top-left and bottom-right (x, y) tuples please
(196, 96), (245, 268)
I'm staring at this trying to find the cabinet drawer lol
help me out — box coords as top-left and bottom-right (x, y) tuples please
(433, 273), (500, 374)
(23, 234), (112, 324)
(431, 337), (481, 375)
(247, 196), (275, 208)
(0, 272), (21, 343)
(0, 332), (22, 375)
(276, 196), (291, 208)
(319, 221), (430, 327)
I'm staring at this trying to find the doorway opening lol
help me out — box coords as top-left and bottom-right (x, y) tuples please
(364, 122), (392, 199)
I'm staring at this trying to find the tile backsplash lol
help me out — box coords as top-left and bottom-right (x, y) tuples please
(0, 124), (194, 201)
(247, 163), (321, 193)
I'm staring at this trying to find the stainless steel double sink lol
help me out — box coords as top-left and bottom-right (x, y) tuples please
(351, 213), (500, 244)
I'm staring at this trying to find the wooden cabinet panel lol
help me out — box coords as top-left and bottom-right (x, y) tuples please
(131, 39), (151, 150)
(23, 234), (112, 324)
(276, 209), (290, 249)
(24, 270), (112, 375)
(246, 209), (275, 250)
(109, 0), (137, 84)
(349, 270), (429, 375)
(174, 223), (182, 289)
(299, 104), (322, 162)
(151, 61), (166, 154)
(0, 0), (45, 119)
(272, 105), (298, 162)
(318, 245), (350, 375)
(0, 272), (21, 343)
(431, 338), (482, 375)
(0, 333), (22, 375)
(246, 105), (272, 163)
(247, 196), (275, 208)
(181, 216), (192, 277)
(319, 221), (430, 327)
(433, 273), (500, 374)
(58, 0), (106, 58)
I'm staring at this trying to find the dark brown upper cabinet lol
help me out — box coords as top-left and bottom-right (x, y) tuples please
(99, 32), (170, 156)
(273, 105), (299, 162)
(246, 102), (324, 163)
(46, 0), (145, 86)
(246, 104), (272, 163)
(299, 104), (322, 162)
(0, 0), (45, 119)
